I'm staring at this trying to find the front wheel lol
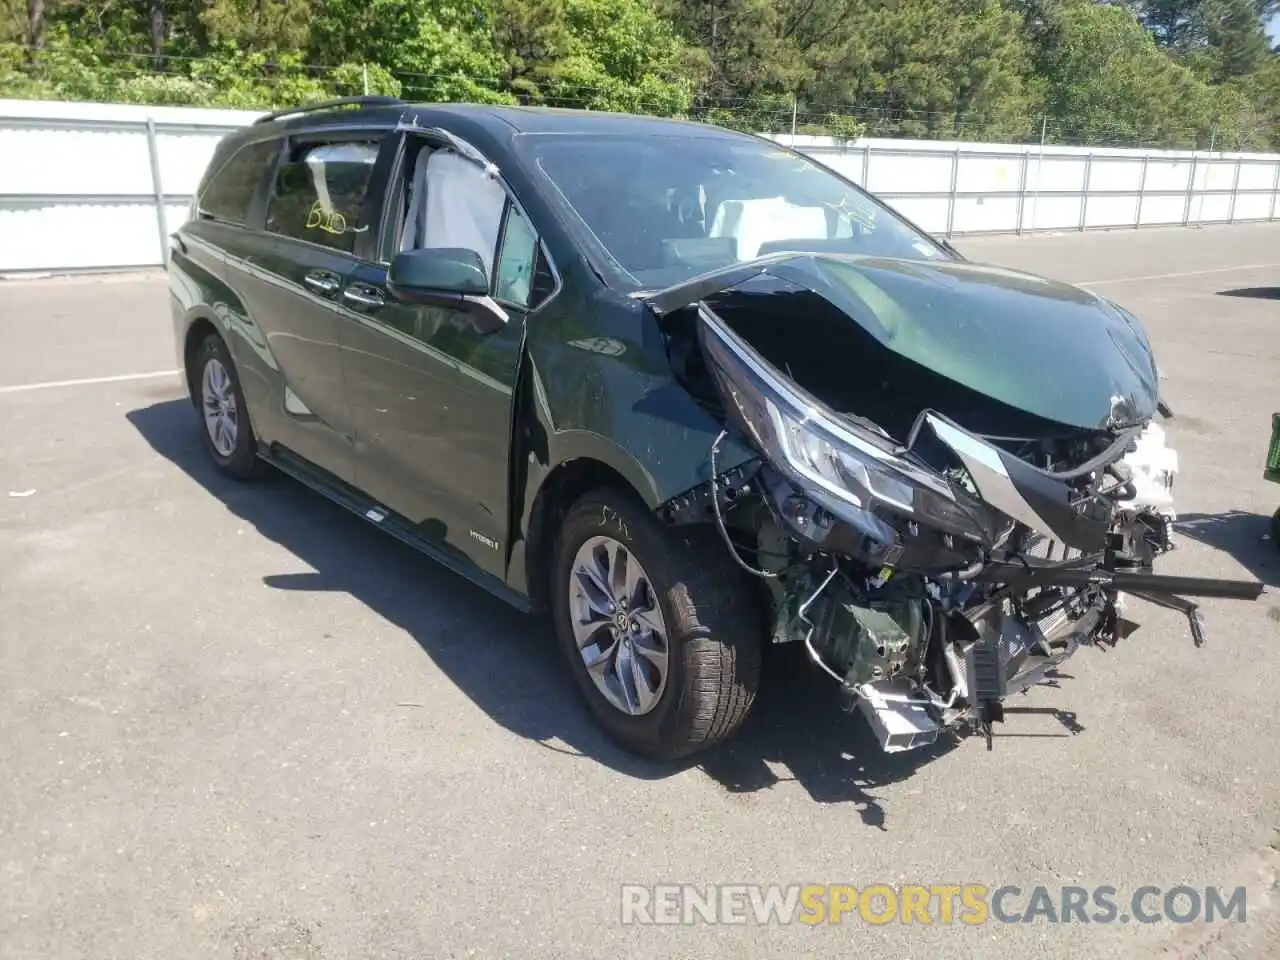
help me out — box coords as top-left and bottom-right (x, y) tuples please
(550, 489), (763, 761)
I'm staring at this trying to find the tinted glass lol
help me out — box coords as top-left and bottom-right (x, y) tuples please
(265, 141), (380, 253)
(198, 139), (279, 225)
(494, 205), (539, 307)
(520, 133), (949, 288)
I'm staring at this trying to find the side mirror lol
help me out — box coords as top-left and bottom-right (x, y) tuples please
(388, 247), (509, 333)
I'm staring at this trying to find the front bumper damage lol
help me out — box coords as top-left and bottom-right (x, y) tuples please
(650, 268), (1266, 754)
(781, 476), (1264, 754)
(858, 589), (1105, 754)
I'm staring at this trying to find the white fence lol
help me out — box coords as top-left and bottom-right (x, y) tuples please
(3, 98), (1280, 274)
(775, 133), (1280, 238)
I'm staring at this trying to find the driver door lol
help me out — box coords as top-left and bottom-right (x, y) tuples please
(337, 131), (555, 579)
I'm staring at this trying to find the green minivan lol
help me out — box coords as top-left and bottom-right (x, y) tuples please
(170, 97), (1263, 761)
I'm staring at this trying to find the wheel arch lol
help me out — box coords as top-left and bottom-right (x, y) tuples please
(521, 454), (655, 614)
(181, 313), (223, 400)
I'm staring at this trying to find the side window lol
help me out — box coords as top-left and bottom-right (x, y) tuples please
(494, 205), (538, 307)
(404, 147), (506, 271)
(398, 139), (556, 309)
(265, 140), (380, 253)
(198, 139), (279, 225)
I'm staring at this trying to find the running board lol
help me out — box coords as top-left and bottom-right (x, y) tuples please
(259, 447), (534, 614)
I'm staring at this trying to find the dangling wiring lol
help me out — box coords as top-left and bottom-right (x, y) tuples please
(709, 429), (781, 579)
(796, 563), (845, 682)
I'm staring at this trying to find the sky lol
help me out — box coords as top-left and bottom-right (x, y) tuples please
(1271, 14), (1280, 44)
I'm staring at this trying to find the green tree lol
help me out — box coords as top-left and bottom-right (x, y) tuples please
(1035, 0), (1223, 146)
(490, 0), (573, 98)
(1230, 52), (1280, 145)
(0, 0), (1274, 149)
(538, 0), (698, 113)
(201, 0), (312, 52)
(309, 0), (511, 104)
(1, 0), (30, 43)
(662, 0), (810, 107)
(1125, 0), (1276, 80)
(799, 0), (1044, 140)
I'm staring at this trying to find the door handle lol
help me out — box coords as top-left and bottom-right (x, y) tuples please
(342, 284), (386, 309)
(303, 270), (341, 295)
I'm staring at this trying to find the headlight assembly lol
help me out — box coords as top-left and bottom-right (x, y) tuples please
(696, 303), (997, 548)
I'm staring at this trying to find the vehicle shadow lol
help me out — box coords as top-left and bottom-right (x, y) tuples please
(1176, 511), (1279, 588)
(1217, 287), (1280, 300)
(695, 663), (960, 826)
(127, 397), (959, 816)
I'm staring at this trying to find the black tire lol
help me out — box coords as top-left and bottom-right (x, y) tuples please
(192, 333), (262, 480)
(550, 488), (764, 761)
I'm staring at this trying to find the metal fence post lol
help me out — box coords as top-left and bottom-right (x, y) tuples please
(1027, 117), (1047, 233)
(145, 118), (169, 268)
(1270, 162), (1280, 221)
(1079, 152), (1092, 231)
(1135, 155), (1149, 229)
(945, 145), (961, 238)
(862, 141), (871, 188)
(1227, 159), (1241, 224)
(1015, 151), (1029, 235)
(1182, 154), (1197, 226)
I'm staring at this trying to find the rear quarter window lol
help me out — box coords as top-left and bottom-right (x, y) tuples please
(197, 139), (280, 226)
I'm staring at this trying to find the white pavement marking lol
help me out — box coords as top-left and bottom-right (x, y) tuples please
(0, 369), (181, 395)
(1077, 262), (1280, 287)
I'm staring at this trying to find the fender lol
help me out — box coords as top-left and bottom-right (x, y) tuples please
(169, 231), (234, 375)
(502, 303), (757, 600)
(170, 230), (299, 454)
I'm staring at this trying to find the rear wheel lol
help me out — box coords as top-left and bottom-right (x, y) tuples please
(193, 333), (262, 480)
(550, 489), (763, 761)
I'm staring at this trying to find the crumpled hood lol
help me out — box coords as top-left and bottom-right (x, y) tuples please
(642, 253), (1161, 432)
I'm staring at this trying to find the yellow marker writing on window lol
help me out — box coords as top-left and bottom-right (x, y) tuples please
(306, 200), (348, 236)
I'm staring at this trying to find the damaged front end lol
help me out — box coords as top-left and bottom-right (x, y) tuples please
(650, 254), (1265, 753)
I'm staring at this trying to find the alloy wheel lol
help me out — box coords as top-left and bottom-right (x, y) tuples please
(568, 535), (670, 716)
(201, 356), (239, 457)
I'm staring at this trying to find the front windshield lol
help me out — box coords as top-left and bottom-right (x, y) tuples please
(519, 132), (949, 288)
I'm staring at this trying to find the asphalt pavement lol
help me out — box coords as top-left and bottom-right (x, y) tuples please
(1, 223), (1278, 959)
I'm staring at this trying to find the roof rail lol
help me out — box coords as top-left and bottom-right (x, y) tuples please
(253, 95), (405, 126)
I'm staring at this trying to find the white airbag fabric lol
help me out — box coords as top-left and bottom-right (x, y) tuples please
(401, 148), (506, 275)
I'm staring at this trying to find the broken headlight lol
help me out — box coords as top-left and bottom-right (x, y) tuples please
(696, 304), (995, 546)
